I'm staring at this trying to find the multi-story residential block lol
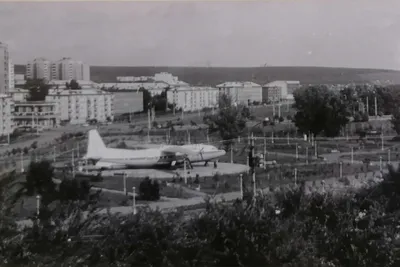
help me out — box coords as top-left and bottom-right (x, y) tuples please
(14, 74), (26, 86)
(8, 59), (14, 90)
(13, 101), (60, 130)
(216, 82), (262, 105)
(167, 86), (218, 111)
(113, 91), (144, 115)
(154, 72), (188, 86)
(262, 80), (301, 102)
(51, 57), (90, 81)
(45, 89), (113, 124)
(0, 42), (10, 94)
(0, 94), (14, 137)
(26, 57), (52, 81)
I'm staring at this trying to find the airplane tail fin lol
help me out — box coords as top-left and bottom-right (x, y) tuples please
(85, 129), (107, 159)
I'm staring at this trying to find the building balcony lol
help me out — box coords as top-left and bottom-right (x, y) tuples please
(13, 112), (58, 119)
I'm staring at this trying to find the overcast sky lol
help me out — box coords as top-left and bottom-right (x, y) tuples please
(1, 0), (400, 69)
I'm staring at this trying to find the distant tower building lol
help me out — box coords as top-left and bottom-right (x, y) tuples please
(51, 57), (90, 81)
(0, 42), (10, 94)
(26, 57), (52, 81)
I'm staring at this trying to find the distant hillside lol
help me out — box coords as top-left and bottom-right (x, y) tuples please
(14, 65), (400, 86)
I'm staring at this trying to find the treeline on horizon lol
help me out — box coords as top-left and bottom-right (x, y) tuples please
(14, 64), (400, 86)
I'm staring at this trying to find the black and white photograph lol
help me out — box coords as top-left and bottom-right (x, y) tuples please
(1, 0), (400, 266)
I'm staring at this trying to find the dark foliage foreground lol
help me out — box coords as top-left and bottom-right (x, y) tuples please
(2, 167), (400, 266)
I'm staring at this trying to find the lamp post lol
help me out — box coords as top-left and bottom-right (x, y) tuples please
(123, 173), (127, 195)
(20, 151), (24, 173)
(239, 174), (243, 200)
(132, 186), (136, 215)
(36, 195), (41, 216)
(53, 146), (56, 163)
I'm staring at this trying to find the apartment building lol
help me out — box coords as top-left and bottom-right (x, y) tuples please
(216, 82), (262, 105)
(51, 58), (90, 81)
(13, 101), (60, 130)
(262, 80), (301, 102)
(8, 59), (14, 90)
(45, 89), (113, 124)
(0, 42), (10, 94)
(0, 94), (14, 137)
(167, 86), (218, 111)
(26, 58), (52, 81)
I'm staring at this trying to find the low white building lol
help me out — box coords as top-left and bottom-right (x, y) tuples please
(167, 86), (218, 111)
(9, 88), (30, 102)
(262, 80), (301, 102)
(216, 82), (262, 105)
(45, 89), (114, 124)
(0, 94), (14, 137)
(13, 101), (60, 130)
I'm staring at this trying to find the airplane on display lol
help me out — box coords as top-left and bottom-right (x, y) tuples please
(81, 129), (226, 170)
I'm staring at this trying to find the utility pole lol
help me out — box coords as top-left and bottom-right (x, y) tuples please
(294, 168), (297, 186)
(250, 133), (256, 198)
(381, 133), (384, 151)
(53, 146), (56, 163)
(374, 95), (378, 117)
(366, 96), (369, 116)
(263, 133), (267, 170)
(295, 143), (299, 160)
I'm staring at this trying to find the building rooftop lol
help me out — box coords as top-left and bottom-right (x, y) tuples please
(48, 88), (112, 95)
(14, 101), (56, 105)
(172, 86), (217, 91)
(263, 80), (301, 87)
(216, 81), (261, 88)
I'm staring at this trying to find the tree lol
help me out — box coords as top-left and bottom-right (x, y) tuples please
(139, 177), (160, 201)
(391, 107), (400, 135)
(14, 160), (56, 206)
(69, 79), (81, 90)
(24, 79), (50, 101)
(203, 94), (251, 148)
(140, 88), (152, 112)
(293, 85), (350, 137)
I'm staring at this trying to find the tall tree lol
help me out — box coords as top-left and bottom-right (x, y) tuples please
(203, 94), (250, 148)
(140, 88), (152, 112)
(391, 107), (400, 135)
(69, 79), (81, 90)
(24, 79), (50, 101)
(293, 85), (349, 137)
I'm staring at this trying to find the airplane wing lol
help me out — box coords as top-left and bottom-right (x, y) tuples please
(161, 146), (198, 156)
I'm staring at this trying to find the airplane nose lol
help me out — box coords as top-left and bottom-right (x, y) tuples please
(219, 150), (226, 156)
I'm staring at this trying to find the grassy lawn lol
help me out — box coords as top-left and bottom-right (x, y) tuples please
(79, 175), (197, 199)
(194, 162), (380, 195)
